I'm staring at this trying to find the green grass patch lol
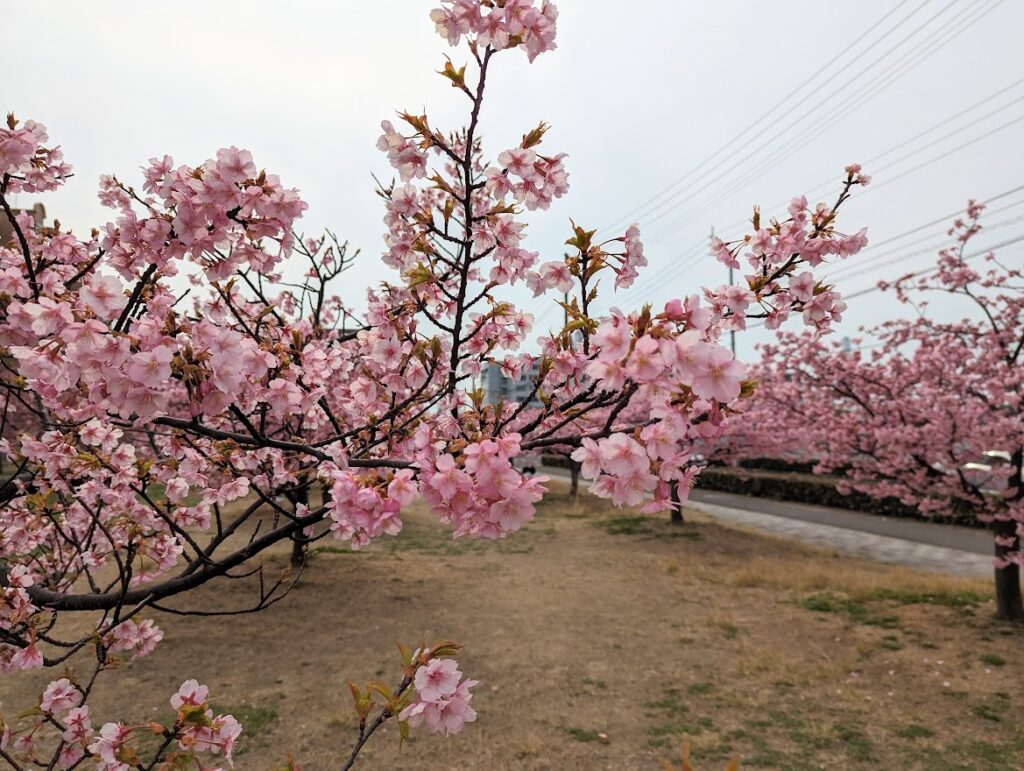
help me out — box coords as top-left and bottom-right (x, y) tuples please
(970, 693), (1009, 724)
(972, 703), (1003, 722)
(959, 735), (1024, 766)
(894, 723), (935, 739)
(592, 515), (701, 540)
(598, 515), (652, 535)
(980, 653), (1006, 667)
(835, 722), (875, 762)
(644, 688), (689, 718)
(799, 592), (899, 628)
(647, 722), (700, 738)
(227, 703), (278, 735)
(564, 727), (606, 743)
(869, 588), (989, 608)
(743, 748), (797, 769)
(767, 710), (802, 730)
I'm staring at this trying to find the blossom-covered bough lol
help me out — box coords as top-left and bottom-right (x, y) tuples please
(0, 1), (867, 766)
(721, 202), (1024, 620)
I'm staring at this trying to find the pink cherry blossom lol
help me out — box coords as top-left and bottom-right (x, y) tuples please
(415, 657), (462, 702)
(40, 677), (81, 714)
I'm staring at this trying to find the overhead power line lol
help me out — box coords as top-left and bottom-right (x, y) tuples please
(617, 75), (1024, 307)
(646, 0), (1006, 246)
(634, 0), (969, 240)
(617, 185), (1024, 328)
(745, 230), (1024, 330)
(839, 232), (1024, 301)
(831, 211), (1024, 282)
(602, 0), (918, 236)
(714, 83), (1024, 243)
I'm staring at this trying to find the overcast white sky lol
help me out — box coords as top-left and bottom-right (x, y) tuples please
(5, 0), (1023, 359)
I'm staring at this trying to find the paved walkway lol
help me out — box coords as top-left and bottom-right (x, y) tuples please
(688, 490), (991, 577)
(540, 467), (993, 576)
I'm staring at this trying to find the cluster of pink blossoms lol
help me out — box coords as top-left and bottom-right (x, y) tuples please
(4, 676), (91, 767)
(98, 146), (306, 279)
(709, 168), (870, 332)
(322, 468), (415, 548)
(0, 117), (70, 193)
(88, 681), (239, 770)
(430, 0), (558, 61)
(0, 678), (238, 769)
(0, 0), (871, 762)
(102, 617), (164, 659)
(615, 224), (648, 290)
(377, 121), (428, 183)
(399, 658), (478, 735)
(711, 203), (1024, 618)
(487, 145), (569, 211)
(568, 304), (744, 510)
(421, 434), (548, 538)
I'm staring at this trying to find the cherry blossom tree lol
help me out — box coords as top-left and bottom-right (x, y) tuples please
(0, 0), (869, 765)
(729, 202), (1024, 619)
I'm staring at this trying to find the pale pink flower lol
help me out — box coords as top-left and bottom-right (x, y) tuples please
(171, 679), (210, 710)
(415, 658), (462, 702)
(691, 347), (745, 403)
(40, 678), (81, 714)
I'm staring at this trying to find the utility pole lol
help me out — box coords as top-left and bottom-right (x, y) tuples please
(713, 225), (736, 354)
(729, 260), (736, 355)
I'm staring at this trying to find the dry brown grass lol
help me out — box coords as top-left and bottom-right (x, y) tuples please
(3, 482), (1022, 770)
(719, 551), (989, 600)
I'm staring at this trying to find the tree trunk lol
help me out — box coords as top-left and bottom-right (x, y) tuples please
(570, 461), (580, 498)
(289, 482), (310, 569)
(669, 481), (684, 525)
(993, 450), (1024, 620)
(993, 520), (1023, 620)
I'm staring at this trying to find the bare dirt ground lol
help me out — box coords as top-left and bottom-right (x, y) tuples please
(4, 482), (1023, 770)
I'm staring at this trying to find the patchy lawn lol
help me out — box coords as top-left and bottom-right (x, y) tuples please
(4, 482), (1022, 769)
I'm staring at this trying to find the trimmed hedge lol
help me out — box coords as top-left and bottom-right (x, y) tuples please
(735, 457), (818, 474)
(695, 466), (981, 528)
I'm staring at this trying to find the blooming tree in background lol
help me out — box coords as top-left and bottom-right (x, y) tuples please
(724, 203), (1024, 619)
(0, 0), (868, 765)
